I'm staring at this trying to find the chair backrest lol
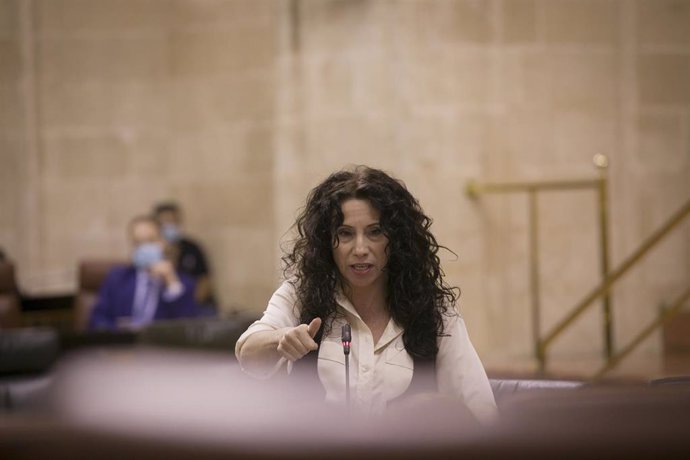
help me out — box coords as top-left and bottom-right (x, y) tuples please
(73, 259), (124, 332)
(489, 378), (585, 407)
(0, 262), (21, 328)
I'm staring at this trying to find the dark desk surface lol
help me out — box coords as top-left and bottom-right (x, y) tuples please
(21, 293), (74, 312)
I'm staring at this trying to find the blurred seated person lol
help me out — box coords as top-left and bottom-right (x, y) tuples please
(153, 202), (215, 307)
(89, 215), (202, 331)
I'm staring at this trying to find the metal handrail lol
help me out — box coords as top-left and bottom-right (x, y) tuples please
(466, 155), (612, 368)
(539, 197), (690, 368)
(591, 286), (690, 380)
(466, 178), (600, 196)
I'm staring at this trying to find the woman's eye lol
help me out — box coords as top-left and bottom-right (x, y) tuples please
(337, 228), (352, 238)
(369, 227), (383, 236)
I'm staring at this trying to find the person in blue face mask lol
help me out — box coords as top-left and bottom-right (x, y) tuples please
(153, 202), (214, 308)
(88, 215), (202, 331)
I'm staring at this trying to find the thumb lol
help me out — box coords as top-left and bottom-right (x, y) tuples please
(307, 317), (322, 338)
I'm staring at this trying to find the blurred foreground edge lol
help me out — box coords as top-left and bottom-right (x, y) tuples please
(1, 348), (690, 459)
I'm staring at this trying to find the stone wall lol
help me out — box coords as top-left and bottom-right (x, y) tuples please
(1, 0), (689, 371)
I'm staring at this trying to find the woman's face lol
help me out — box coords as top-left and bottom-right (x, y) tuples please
(332, 198), (389, 292)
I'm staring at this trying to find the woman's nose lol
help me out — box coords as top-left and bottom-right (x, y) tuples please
(353, 235), (368, 256)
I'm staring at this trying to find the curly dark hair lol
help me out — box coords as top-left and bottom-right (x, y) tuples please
(282, 165), (459, 360)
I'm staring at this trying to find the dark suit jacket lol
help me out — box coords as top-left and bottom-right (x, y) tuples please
(88, 265), (200, 330)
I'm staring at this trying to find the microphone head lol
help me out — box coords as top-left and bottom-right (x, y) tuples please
(341, 324), (351, 342)
(341, 324), (351, 355)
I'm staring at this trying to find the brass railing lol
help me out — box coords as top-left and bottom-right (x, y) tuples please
(542, 196), (690, 375)
(466, 155), (612, 369)
(467, 155), (690, 375)
(592, 286), (690, 380)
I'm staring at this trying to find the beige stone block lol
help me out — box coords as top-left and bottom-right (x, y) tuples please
(638, 53), (690, 106)
(398, 0), (493, 46)
(548, 52), (618, 113)
(172, 0), (278, 28)
(41, 180), (113, 242)
(0, 177), (19, 228)
(394, 114), (486, 178)
(299, 0), (385, 54)
(0, 135), (22, 179)
(35, 0), (172, 33)
(123, 137), (171, 178)
(542, 0), (620, 44)
(170, 173), (274, 228)
(169, 126), (273, 182)
(643, 220), (690, 288)
(206, 227), (275, 290)
(548, 305), (604, 357)
(636, 111), (689, 173)
(0, 0), (17, 39)
(401, 172), (483, 262)
(273, 120), (307, 175)
(170, 72), (275, 131)
(490, 109), (556, 177)
(39, 80), (169, 128)
(353, 51), (405, 115)
(638, 0), (690, 46)
(274, 56), (307, 118)
(635, 176), (690, 237)
(0, 39), (20, 81)
(106, 177), (174, 227)
(498, 50), (551, 109)
(484, 229), (534, 354)
(301, 117), (396, 172)
(397, 49), (490, 109)
(493, 51), (618, 131)
(41, 229), (116, 282)
(302, 54), (358, 115)
(500, 49), (616, 114)
(612, 270), (667, 350)
(539, 191), (601, 324)
(41, 134), (132, 179)
(453, 271), (490, 348)
(503, 0), (537, 43)
(237, 124), (276, 173)
(43, 132), (170, 180)
(552, 111), (617, 172)
(170, 27), (277, 77)
(222, 284), (276, 315)
(0, 227), (19, 260)
(0, 85), (22, 130)
(272, 171), (322, 245)
(38, 36), (169, 82)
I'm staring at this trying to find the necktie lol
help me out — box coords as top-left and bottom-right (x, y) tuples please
(133, 275), (157, 327)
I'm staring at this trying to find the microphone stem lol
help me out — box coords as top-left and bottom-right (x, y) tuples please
(345, 353), (350, 410)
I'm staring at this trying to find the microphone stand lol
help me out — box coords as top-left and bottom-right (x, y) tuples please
(341, 324), (351, 411)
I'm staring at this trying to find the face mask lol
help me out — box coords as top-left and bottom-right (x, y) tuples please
(162, 224), (181, 243)
(132, 243), (163, 269)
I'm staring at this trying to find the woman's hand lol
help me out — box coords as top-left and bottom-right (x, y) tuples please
(277, 318), (322, 362)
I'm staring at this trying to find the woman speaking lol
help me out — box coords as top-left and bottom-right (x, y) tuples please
(235, 166), (496, 422)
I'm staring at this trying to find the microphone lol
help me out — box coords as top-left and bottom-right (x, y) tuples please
(341, 324), (351, 409)
(341, 324), (351, 355)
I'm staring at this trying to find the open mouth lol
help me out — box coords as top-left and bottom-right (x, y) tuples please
(351, 263), (374, 274)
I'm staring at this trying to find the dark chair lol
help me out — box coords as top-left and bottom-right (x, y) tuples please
(0, 261), (22, 329)
(0, 327), (59, 413)
(490, 378), (585, 408)
(649, 376), (690, 386)
(73, 259), (123, 332)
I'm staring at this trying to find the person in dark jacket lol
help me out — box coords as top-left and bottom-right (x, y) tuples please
(89, 215), (201, 331)
(153, 202), (215, 307)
